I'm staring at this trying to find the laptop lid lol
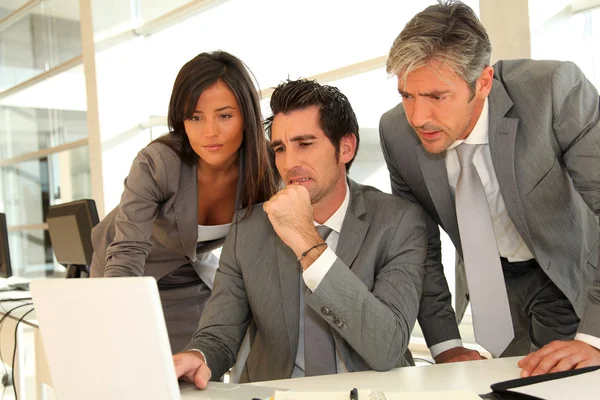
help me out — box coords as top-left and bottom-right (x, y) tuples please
(31, 277), (180, 400)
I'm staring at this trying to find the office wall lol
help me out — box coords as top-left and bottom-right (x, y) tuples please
(0, 1), (90, 277)
(480, 0), (531, 63)
(1, 0), (599, 340)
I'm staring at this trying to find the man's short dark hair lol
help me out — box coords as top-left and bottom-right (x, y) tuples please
(266, 79), (360, 172)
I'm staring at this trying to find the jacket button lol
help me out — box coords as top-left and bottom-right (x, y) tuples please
(335, 318), (344, 327)
(340, 323), (346, 329)
(321, 307), (330, 315)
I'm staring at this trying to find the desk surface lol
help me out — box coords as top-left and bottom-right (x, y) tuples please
(180, 357), (524, 399)
(0, 291), (37, 327)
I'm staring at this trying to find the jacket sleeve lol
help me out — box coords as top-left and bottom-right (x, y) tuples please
(379, 113), (462, 349)
(183, 216), (251, 380)
(104, 145), (170, 277)
(551, 62), (600, 337)
(305, 203), (427, 371)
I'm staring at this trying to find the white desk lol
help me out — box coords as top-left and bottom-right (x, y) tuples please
(0, 291), (53, 400)
(0, 292), (36, 399)
(179, 357), (524, 399)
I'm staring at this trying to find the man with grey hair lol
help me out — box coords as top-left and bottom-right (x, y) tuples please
(379, 0), (600, 377)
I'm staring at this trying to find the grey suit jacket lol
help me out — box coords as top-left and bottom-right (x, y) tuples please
(184, 179), (427, 382)
(90, 133), (242, 286)
(379, 59), (600, 346)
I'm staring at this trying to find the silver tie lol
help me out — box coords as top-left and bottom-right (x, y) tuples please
(304, 225), (336, 376)
(455, 144), (514, 357)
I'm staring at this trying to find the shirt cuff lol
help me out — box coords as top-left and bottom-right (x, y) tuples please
(429, 339), (464, 358)
(575, 333), (600, 350)
(303, 247), (337, 292)
(187, 349), (208, 368)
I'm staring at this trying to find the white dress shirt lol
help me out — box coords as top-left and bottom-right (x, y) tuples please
(429, 98), (598, 357)
(197, 223), (230, 243)
(292, 182), (350, 377)
(445, 99), (534, 263)
(302, 182), (350, 291)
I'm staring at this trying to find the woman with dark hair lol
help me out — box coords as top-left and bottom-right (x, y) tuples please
(90, 51), (278, 353)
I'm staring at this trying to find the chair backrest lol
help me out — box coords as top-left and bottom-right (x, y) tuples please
(46, 199), (99, 277)
(0, 213), (12, 278)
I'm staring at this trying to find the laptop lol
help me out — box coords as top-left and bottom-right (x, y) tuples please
(31, 277), (280, 400)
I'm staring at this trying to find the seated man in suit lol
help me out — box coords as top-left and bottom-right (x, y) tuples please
(173, 79), (428, 387)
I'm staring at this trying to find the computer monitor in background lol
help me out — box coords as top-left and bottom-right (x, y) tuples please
(0, 213), (13, 279)
(46, 199), (99, 278)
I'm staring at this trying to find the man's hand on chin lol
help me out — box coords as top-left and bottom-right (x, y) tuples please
(518, 340), (600, 377)
(263, 184), (316, 252)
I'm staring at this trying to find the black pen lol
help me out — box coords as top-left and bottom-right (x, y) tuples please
(350, 388), (358, 400)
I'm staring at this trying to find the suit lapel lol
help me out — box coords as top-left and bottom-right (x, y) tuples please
(337, 180), (369, 269)
(416, 146), (461, 247)
(488, 82), (535, 252)
(173, 160), (198, 260)
(276, 243), (300, 365)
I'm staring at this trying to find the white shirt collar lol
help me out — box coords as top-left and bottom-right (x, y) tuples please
(315, 180), (350, 234)
(447, 97), (489, 150)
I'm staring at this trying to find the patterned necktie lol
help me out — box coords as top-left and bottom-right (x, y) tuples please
(455, 144), (514, 357)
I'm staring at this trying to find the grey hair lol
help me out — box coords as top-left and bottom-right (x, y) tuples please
(386, 0), (491, 95)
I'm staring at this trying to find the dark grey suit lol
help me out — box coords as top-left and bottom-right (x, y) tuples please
(379, 59), (600, 350)
(91, 133), (241, 352)
(184, 180), (427, 382)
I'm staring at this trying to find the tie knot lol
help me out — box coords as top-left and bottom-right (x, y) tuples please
(456, 144), (478, 168)
(316, 225), (333, 241)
